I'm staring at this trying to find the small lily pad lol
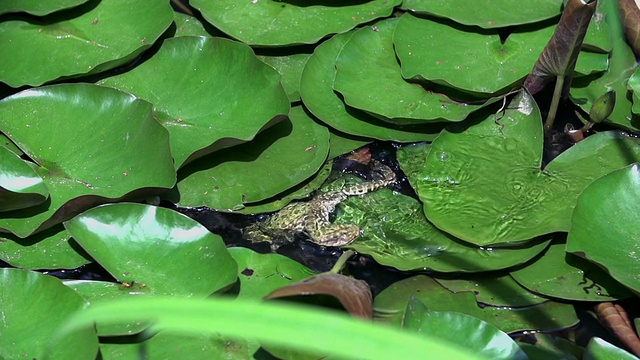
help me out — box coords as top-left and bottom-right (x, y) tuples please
(175, 106), (329, 211)
(190, 0), (400, 46)
(0, 145), (48, 212)
(510, 242), (633, 301)
(374, 275), (579, 333)
(300, 30), (444, 141)
(0, 268), (99, 360)
(566, 164), (640, 293)
(0, 0), (174, 87)
(333, 18), (492, 124)
(413, 90), (640, 245)
(99, 36), (290, 168)
(0, 84), (176, 238)
(64, 203), (237, 297)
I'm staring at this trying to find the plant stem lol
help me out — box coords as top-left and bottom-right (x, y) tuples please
(330, 250), (355, 274)
(545, 75), (565, 130)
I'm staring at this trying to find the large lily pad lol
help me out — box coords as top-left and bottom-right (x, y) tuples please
(190, 0), (401, 46)
(0, 145), (48, 212)
(175, 106), (329, 211)
(99, 36), (290, 168)
(339, 187), (551, 273)
(566, 164), (640, 293)
(64, 203), (237, 297)
(413, 90), (640, 246)
(300, 30), (444, 141)
(510, 242), (633, 301)
(0, 0), (174, 87)
(0, 84), (175, 238)
(0, 268), (98, 360)
(334, 18), (492, 124)
(374, 275), (579, 333)
(394, 13), (555, 95)
(400, 0), (562, 28)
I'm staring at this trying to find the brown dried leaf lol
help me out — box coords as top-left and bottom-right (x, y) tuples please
(264, 272), (373, 319)
(524, 0), (597, 96)
(595, 302), (640, 357)
(619, 0), (640, 56)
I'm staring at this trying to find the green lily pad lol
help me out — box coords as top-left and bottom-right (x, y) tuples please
(511, 242), (632, 301)
(0, 268), (98, 360)
(0, 0), (88, 16)
(0, 145), (48, 212)
(238, 161), (333, 215)
(300, 30), (444, 141)
(404, 298), (528, 360)
(0, 84), (175, 238)
(394, 13), (555, 95)
(173, 12), (211, 37)
(434, 273), (548, 307)
(64, 280), (150, 336)
(334, 18), (496, 124)
(0, 0), (173, 87)
(374, 275), (579, 333)
(190, 0), (400, 46)
(0, 225), (90, 269)
(339, 187), (551, 273)
(229, 247), (315, 300)
(570, 0), (639, 131)
(259, 54), (310, 103)
(400, 0), (561, 28)
(175, 106), (329, 211)
(414, 90), (640, 246)
(566, 164), (640, 293)
(64, 203), (237, 297)
(100, 36), (290, 168)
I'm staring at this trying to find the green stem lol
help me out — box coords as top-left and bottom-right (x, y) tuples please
(329, 250), (355, 274)
(545, 75), (565, 130)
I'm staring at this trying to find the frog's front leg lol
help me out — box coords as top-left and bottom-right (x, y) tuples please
(307, 224), (360, 247)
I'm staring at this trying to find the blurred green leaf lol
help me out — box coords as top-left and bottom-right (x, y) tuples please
(0, 268), (98, 360)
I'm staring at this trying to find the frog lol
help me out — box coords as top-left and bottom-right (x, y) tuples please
(244, 160), (395, 249)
